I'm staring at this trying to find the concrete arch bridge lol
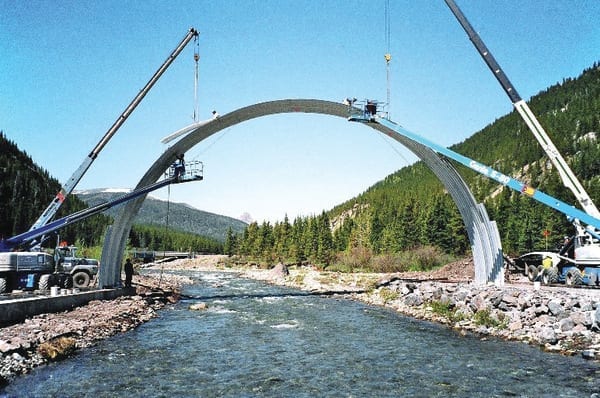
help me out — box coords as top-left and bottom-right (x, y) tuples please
(98, 99), (503, 288)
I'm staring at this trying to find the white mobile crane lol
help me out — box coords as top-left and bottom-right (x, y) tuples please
(443, 0), (600, 285)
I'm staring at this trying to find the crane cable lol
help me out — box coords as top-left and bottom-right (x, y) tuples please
(193, 34), (200, 122)
(384, 0), (392, 112)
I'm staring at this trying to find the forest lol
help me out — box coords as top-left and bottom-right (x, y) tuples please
(227, 63), (600, 270)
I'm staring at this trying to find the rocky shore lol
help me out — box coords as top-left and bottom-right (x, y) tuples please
(0, 272), (188, 386)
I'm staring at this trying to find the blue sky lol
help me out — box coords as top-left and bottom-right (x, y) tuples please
(1, 1), (599, 224)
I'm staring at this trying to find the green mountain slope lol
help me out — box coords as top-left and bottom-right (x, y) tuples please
(0, 132), (109, 247)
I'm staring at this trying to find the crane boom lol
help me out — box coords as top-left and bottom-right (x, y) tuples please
(29, 28), (200, 233)
(443, 0), (600, 218)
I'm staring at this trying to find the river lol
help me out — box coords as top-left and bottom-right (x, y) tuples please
(2, 271), (600, 397)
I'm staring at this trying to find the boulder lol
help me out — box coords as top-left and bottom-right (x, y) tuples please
(404, 292), (423, 307)
(469, 294), (487, 312)
(508, 320), (522, 332)
(537, 327), (558, 345)
(570, 311), (591, 327)
(189, 302), (208, 311)
(582, 350), (596, 360)
(548, 300), (565, 318)
(439, 293), (454, 307)
(517, 295), (532, 310)
(269, 263), (289, 280)
(592, 307), (600, 331)
(559, 317), (575, 332)
(534, 304), (549, 316)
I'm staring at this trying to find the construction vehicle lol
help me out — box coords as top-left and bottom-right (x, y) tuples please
(54, 244), (100, 288)
(0, 28), (200, 295)
(438, 0), (600, 286)
(0, 161), (203, 294)
(348, 100), (600, 286)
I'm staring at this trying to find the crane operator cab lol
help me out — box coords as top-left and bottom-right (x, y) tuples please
(346, 98), (385, 123)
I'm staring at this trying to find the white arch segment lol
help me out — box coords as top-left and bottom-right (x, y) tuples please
(99, 99), (503, 287)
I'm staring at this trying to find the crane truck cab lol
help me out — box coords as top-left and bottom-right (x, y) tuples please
(55, 245), (99, 288)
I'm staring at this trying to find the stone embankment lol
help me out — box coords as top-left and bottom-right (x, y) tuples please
(364, 279), (600, 358)
(0, 273), (188, 386)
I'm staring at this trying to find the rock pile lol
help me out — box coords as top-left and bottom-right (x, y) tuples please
(365, 280), (600, 358)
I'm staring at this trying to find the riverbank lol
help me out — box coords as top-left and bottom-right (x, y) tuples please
(0, 272), (188, 386)
(173, 255), (600, 359)
(3, 254), (600, 385)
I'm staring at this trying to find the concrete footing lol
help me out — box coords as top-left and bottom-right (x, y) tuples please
(0, 288), (130, 326)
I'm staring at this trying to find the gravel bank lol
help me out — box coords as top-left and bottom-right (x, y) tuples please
(0, 272), (188, 386)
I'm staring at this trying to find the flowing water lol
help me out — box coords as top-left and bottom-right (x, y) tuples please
(2, 271), (600, 397)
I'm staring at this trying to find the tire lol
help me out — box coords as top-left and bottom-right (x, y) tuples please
(59, 273), (74, 289)
(72, 271), (90, 288)
(48, 273), (59, 287)
(0, 277), (7, 294)
(566, 268), (584, 286)
(542, 267), (559, 285)
(527, 264), (538, 282)
(39, 274), (51, 291)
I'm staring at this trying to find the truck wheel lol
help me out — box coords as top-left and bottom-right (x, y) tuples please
(48, 273), (59, 287)
(542, 267), (559, 285)
(59, 274), (74, 289)
(566, 269), (583, 286)
(39, 274), (51, 291)
(527, 264), (538, 282)
(72, 271), (90, 288)
(0, 277), (8, 294)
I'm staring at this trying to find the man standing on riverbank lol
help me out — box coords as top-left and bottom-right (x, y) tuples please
(124, 258), (134, 288)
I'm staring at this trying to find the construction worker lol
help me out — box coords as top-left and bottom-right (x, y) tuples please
(173, 154), (185, 179)
(124, 258), (134, 288)
(542, 255), (553, 269)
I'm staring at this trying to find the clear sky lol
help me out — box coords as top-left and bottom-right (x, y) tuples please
(1, 1), (599, 224)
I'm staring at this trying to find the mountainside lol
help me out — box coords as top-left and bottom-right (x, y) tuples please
(328, 63), (600, 255)
(75, 189), (247, 242)
(0, 132), (109, 246)
(0, 132), (245, 249)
